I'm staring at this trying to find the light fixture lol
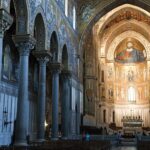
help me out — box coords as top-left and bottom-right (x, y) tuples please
(45, 120), (48, 128)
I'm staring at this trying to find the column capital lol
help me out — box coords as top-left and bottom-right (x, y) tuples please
(12, 34), (36, 56)
(61, 70), (72, 79)
(49, 63), (63, 73)
(33, 50), (51, 66)
(0, 8), (13, 35)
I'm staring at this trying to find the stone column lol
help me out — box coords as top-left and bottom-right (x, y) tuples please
(76, 89), (81, 136)
(33, 51), (51, 142)
(61, 71), (71, 139)
(13, 34), (36, 146)
(50, 63), (62, 140)
(0, 9), (13, 80)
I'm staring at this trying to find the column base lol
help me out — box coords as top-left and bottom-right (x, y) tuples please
(61, 136), (68, 140)
(14, 141), (28, 146)
(36, 139), (45, 143)
(69, 134), (79, 140)
(51, 137), (59, 141)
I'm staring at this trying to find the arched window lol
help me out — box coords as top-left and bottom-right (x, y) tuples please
(103, 109), (106, 123)
(113, 111), (115, 123)
(101, 70), (104, 82)
(65, 0), (68, 17)
(50, 31), (58, 62)
(62, 45), (68, 70)
(2, 45), (12, 80)
(73, 6), (76, 29)
(128, 87), (136, 102)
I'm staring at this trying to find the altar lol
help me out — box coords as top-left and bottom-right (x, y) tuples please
(122, 116), (143, 127)
(121, 116), (143, 136)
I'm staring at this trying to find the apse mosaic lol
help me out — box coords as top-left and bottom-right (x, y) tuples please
(114, 38), (146, 63)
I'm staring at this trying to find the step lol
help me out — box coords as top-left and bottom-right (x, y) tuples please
(121, 141), (136, 146)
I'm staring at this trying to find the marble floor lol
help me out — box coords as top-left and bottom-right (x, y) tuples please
(111, 146), (137, 150)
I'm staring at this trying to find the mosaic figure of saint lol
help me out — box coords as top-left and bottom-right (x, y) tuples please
(128, 69), (134, 81)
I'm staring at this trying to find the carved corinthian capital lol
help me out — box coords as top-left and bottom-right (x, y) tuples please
(0, 8), (13, 35)
(12, 34), (36, 56)
(61, 70), (72, 80)
(33, 50), (51, 66)
(49, 63), (63, 74)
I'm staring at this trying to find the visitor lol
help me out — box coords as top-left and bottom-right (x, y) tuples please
(117, 132), (122, 145)
(85, 133), (90, 141)
(26, 134), (30, 144)
(82, 131), (86, 141)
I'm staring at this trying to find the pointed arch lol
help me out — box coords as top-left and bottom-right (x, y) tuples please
(34, 13), (46, 50)
(62, 44), (68, 70)
(50, 31), (59, 62)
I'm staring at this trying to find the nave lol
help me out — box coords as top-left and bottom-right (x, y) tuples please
(1, 0), (150, 149)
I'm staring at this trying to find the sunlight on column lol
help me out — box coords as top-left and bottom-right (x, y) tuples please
(45, 120), (48, 128)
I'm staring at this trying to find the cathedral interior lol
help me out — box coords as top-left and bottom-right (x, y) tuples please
(1, 0), (150, 149)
